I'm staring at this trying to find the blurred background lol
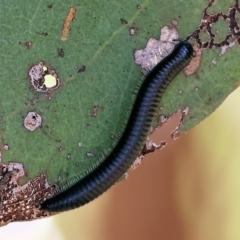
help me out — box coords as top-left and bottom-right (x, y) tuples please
(1, 87), (240, 240)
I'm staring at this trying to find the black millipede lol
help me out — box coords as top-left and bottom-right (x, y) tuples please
(41, 41), (194, 212)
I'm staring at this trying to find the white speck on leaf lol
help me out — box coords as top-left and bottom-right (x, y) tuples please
(134, 24), (179, 70)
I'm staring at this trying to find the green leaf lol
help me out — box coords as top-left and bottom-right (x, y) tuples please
(0, 0), (239, 225)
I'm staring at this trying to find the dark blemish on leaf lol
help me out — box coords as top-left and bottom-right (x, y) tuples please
(78, 65), (86, 73)
(47, 4), (53, 8)
(194, 72), (200, 79)
(19, 41), (33, 49)
(36, 32), (48, 36)
(206, 97), (212, 105)
(57, 48), (64, 57)
(137, 5), (141, 9)
(58, 147), (63, 152)
(120, 18), (128, 25)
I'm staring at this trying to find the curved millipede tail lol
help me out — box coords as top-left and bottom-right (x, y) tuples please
(41, 41), (193, 212)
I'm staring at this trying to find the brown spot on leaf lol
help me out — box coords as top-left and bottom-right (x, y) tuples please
(61, 7), (76, 41)
(183, 45), (202, 76)
(0, 162), (59, 226)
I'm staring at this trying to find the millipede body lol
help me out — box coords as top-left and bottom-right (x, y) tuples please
(41, 41), (193, 212)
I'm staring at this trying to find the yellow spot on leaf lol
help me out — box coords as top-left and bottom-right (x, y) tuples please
(44, 74), (57, 88)
(61, 7), (76, 41)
